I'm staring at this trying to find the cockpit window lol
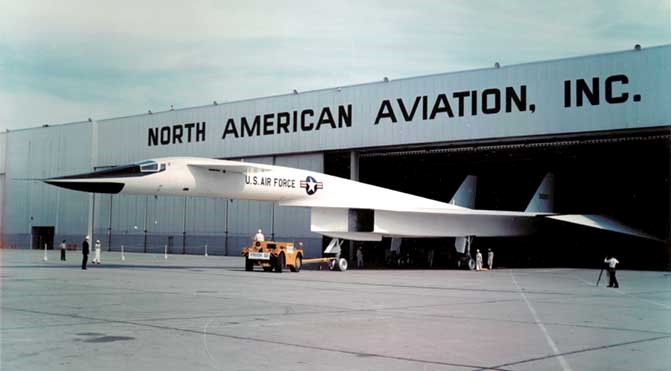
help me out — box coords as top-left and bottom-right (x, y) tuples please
(136, 160), (163, 173)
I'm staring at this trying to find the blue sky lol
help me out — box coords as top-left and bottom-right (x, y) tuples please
(1, 0), (669, 130)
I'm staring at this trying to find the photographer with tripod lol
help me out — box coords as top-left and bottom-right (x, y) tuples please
(603, 255), (620, 288)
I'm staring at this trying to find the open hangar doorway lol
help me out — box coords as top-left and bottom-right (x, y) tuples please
(324, 127), (670, 270)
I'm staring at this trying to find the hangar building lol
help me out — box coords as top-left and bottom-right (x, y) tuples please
(1, 45), (669, 269)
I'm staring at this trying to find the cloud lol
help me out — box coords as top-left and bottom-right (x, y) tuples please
(0, 0), (669, 130)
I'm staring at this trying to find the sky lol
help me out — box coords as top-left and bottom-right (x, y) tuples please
(0, 0), (669, 131)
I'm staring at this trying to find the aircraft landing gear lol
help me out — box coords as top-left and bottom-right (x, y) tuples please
(457, 256), (476, 270)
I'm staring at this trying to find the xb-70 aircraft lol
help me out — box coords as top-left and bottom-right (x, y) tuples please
(44, 157), (655, 265)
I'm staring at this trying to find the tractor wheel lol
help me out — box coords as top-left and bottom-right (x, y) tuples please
(275, 253), (285, 273)
(290, 255), (302, 272)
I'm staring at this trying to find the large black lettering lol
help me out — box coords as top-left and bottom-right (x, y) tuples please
(605, 74), (629, 104)
(429, 94), (454, 119)
(277, 112), (290, 133)
(301, 110), (314, 131)
(564, 80), (571, 107)
(172, 125), (183, 143)
(148, 128), (159, 146)
(184, 123), (195, 141)
(222, 119), (239, 139)
(576, 77), (599, 106)
(241, 116), (260, 137)
(505, 86), (526, 112)
(452, 91), (469, 117)
(196, 122), (206, 142)
(263, 114), (274, 135)
(482, 89), (500, 114)
(397, 97), (421, 121)
(338, 105), (352, 128)
(160, 127), (171, 145)
(316, 107), (336, 130)
(374, 100), (397, 124)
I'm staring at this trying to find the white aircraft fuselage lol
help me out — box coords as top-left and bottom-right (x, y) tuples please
(43, 156), (656, 241)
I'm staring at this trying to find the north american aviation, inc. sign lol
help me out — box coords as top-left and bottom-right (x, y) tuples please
(147, 74), (641, 147)
(147, 84), (531, 147)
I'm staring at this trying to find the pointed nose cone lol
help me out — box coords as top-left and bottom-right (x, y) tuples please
(43, 177), (125, 194)
(42, 164), (141, 194)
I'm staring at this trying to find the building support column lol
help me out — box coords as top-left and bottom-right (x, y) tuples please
(349, 151), (359, 264)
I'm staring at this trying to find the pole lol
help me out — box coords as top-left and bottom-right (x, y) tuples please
(182, 196), (187, 254)
(224, 199), (229, 256)
(143, 196), (148, 253)
(107, 195), (113, 251)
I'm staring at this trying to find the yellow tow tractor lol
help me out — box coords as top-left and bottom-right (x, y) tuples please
(242, 239), (348, 273)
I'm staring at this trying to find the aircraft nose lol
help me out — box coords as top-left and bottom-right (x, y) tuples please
(44, 176), (125, 194)
(43, 165), (137, 194)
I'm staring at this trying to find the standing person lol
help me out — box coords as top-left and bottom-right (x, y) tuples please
(475, 249), (483, 271)
(427, 248), (434, 268)
(81, 236), (90, 270)
(254, 229), (265, 242)
(604, 255), (620, 288)
(59, 239), (67, 261)
(356, 247), (364, 268)
(93, 240), (102, 264)
(487, 248), (494, 270)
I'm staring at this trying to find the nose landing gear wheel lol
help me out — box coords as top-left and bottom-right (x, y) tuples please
(331, 258), (348, 271)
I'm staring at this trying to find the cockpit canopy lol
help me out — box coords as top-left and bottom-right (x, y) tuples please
(137, 160), (166, 173)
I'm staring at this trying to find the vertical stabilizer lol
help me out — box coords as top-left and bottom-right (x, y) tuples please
(525, 173), (554, 213)
(450, 175), (477, 208)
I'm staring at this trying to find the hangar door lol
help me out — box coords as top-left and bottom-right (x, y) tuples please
(32, 226), (54, 250)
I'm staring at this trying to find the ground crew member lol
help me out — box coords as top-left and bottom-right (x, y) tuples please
(427, 248), (434, 268)
(59, 239), (67, 261)
(475, 249), (483, 271)
(81, 236), (90, 270)
(254, 229), (265, 242)
(93, 240), (102, 264)
(604, 255), (619, 288)
(356, 247), (364, 268)
(487, 248), (494, 270)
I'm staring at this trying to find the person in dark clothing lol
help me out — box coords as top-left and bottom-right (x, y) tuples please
(82, 235), (90, 270)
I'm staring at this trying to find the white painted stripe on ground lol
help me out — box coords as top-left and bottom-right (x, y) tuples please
(511, 270), (573, 371)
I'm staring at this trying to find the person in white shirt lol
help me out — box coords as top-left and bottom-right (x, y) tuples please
(604, 256), (619, 288)
(487, 249), (494, 270)
(93, 240), (102, 264)
(59, 240), (67, 261)
(475, 249), (483, 271)
(254, 229), (265, 242)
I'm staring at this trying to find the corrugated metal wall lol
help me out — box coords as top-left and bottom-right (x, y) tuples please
(3, 123), (92, 247)
(2, 46), (669, 254)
